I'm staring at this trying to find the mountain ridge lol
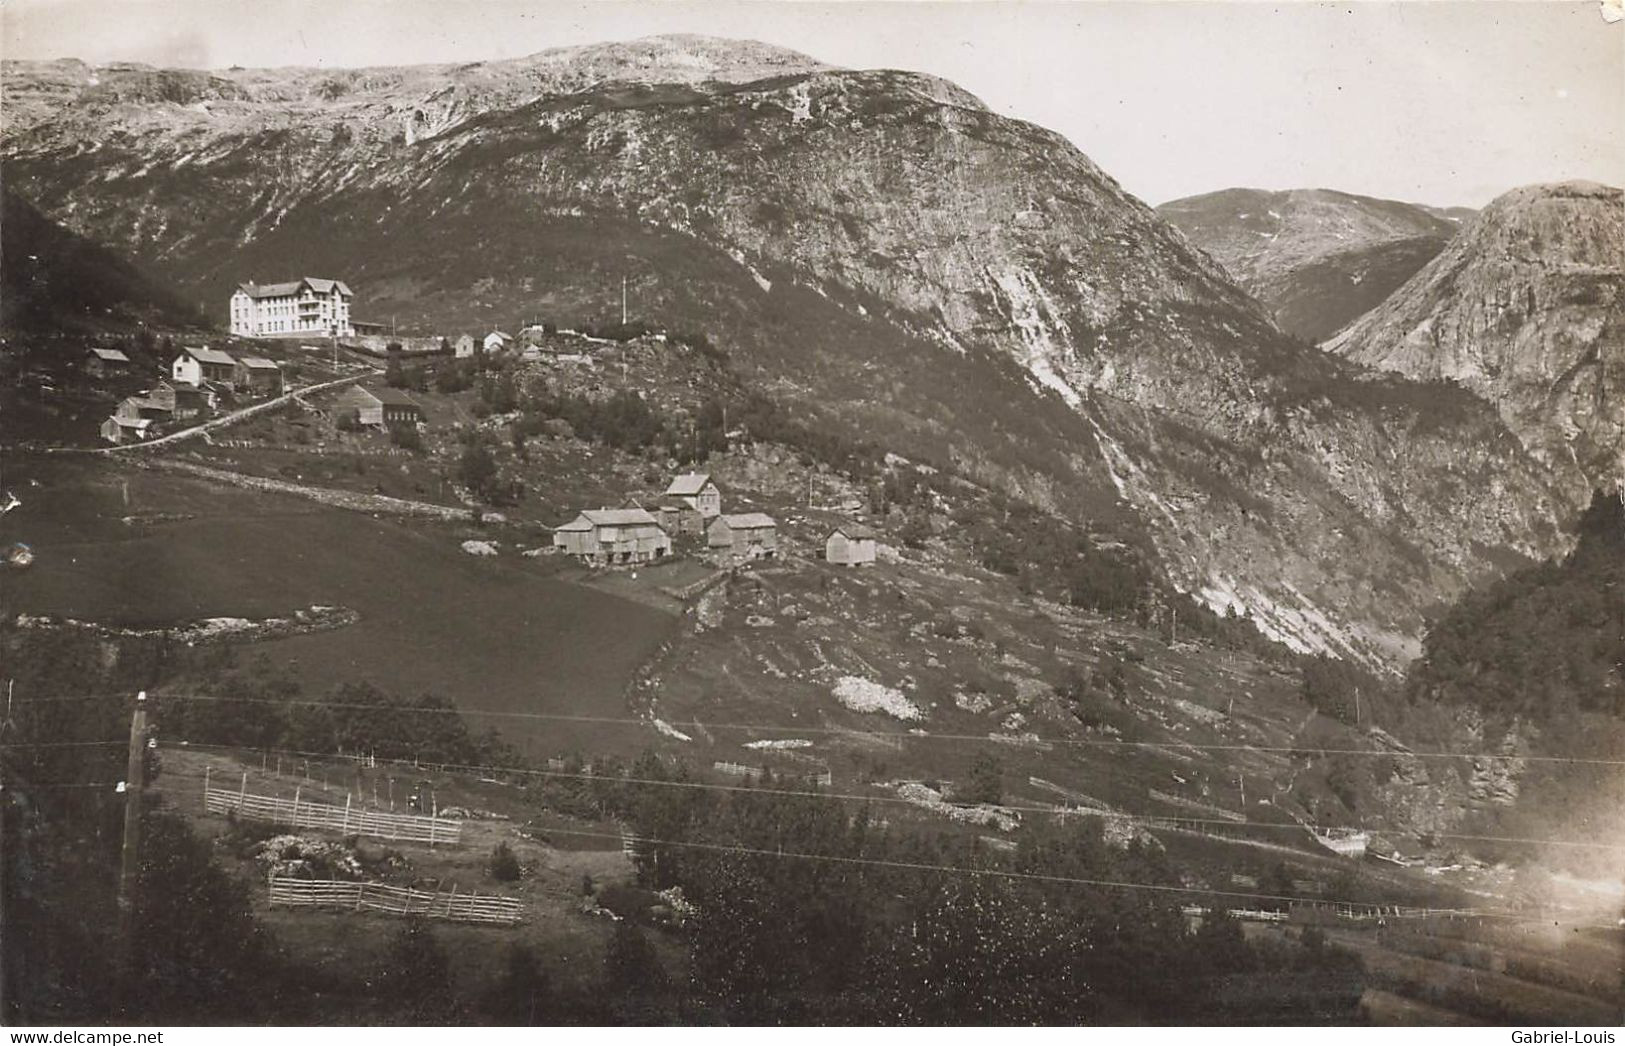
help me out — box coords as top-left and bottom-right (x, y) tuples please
(1325, 180), (1624, 492)
(1158, 187), (1469, 342)
(0, 42), (1591, 668)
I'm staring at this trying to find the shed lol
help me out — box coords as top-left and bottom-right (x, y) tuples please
(235, 356), (284, 393)
(100, 415), (153, 444)
(453, 334), (477, 359)
(150, 381), (216, 420)
(708, 512), (778, 561)
(825, 522), (877, 566)
(332, 385), (385, 427)
(86, 347), (131, 377)
(374, 387), (424, 427)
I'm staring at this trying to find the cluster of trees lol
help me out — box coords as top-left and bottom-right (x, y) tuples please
(185, 680), (515, 770)
(1408, 491), (1625, 720)
(589, 757), (1366, 1023)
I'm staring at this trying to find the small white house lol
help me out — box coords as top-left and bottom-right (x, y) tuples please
(171, 346), (238, 387)
(454, 334), (477, 359)
(483, 330), (513, 354)
(825, 522), (877, 566)
(665, 472), (723, 519)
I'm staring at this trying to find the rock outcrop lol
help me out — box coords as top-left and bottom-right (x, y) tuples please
(1325, 181), (1624, 491)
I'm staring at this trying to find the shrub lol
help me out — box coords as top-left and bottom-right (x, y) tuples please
(389, 423), (422, 451)
(489, 841), (522, 882)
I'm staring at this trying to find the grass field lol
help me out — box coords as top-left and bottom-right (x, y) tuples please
(3, 454), (678, 756)
(147, 746), (655, 1022)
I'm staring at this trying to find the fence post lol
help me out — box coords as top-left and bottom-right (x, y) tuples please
(343, 793), (352, 834)
(446, 881), (457, 920)
(238, 771), (248, 810)
(293, 787), (302, 829)
(203, 765), (212, 812)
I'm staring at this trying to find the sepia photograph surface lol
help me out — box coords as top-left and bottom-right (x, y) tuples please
(0, 0), (1621, 1030)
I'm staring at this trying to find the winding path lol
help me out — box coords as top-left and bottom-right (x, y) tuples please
(51, 372), (369, 455)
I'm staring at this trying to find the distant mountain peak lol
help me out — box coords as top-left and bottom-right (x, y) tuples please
(1325, 180), (1624, 488)
(1158, 186), (1469, 342)
(504, 33), (833, 84)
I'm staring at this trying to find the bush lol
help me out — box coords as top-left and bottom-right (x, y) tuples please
(388, 423), (422, 452)
(489, 841), (522, 882)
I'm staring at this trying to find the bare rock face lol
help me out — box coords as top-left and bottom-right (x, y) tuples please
(1326, 182), (1624, 491)
(1158, 188), (1468, 342)
(0, 37), (1596, 668)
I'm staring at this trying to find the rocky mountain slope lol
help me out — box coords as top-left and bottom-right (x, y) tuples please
(1325, 182), (1624, 491)
(0, 37), (1593, 667)
(1, 187), (206, 332)
(1158, 188), (1469, 342)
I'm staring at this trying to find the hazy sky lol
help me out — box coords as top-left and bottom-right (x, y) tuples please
(2, 1), (1620, 206)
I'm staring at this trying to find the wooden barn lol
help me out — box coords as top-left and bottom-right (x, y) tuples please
(332, 385), (423, 428)
(149, 381), (216, 421)
(86, 347), (131, 378)
(825, 522), (877, 565)
(664, 472), (723, 519)
(553, 508), (672, 565)
(708, 513), (778, 561)
(100, 415), (153, 444)
(235, 356), (284, 394)
(113, 394), (172, 424)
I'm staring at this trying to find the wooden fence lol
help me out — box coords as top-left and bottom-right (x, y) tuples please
(204, 780), (462, 846)
(268, 876), (523, 925)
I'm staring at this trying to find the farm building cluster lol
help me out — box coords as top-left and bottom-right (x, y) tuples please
(553, 472), (878, 568)
(99, 344), (285, 444)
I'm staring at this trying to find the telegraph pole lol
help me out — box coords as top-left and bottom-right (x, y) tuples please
(621, 276), (629, 326)
(116, 691), (148, 986)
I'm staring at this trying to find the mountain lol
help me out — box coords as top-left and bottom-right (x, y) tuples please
(0, 37), (1591, 667)
(0, 186), (207, 332)
(1158, 188), (1469, 342)
(1325, 181), (1624, 490)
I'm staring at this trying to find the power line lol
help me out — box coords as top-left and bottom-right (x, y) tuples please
(0, 740), (128, 751)
(20, 692), (1625, 766)
(0, 780), (124, 790)
(532, 825), (1555, 923)
(166, 740), (1625, 853)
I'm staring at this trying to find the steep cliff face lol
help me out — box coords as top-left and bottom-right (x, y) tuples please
(1158, 188), (1468, 342)
(0, 37), (1589, 666)
(1325, 182), (1624, 491)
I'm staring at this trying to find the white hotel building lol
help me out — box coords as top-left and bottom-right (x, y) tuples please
(230, 277), (355, 338)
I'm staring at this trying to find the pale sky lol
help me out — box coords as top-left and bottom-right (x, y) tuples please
(2, 0), (1620, 207)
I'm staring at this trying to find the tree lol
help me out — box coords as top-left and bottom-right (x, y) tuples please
(955, 752), (1003, 805)
(376, 918), (459, 1024)
(389, 423), (422, 451)
(128, 811), (275, 1022)
(482, 943), (548, 1024)
(488, 841), (521, 882)
(457, 437), (499, 502)
(603, 920), (668, 1020)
